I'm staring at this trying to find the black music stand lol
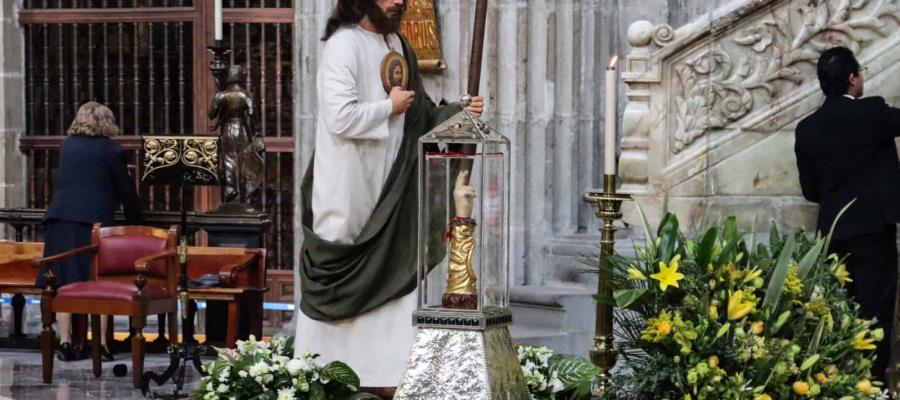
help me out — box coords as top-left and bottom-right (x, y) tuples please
(139, 135), (221, 399)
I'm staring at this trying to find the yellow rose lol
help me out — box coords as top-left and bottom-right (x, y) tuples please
(792, 381), (810, 396)
(750, 321), (764, 335)
(708, 355), (719, 369)
(814, 372), (827, 384)
(754, 395), (772, 400)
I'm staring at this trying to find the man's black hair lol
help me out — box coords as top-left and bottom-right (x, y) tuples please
(817, 46), (860, 97)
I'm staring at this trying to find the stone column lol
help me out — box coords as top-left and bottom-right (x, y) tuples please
(0, 0), (27, 241)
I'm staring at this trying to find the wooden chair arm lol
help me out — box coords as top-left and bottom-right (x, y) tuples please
(30, 244), (97, 268)
(218, 253), (260, 287)
(134, 249), (177, 274)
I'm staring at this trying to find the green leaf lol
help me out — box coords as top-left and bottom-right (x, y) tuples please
(717, 216), (739, 265)
(547, 354), (600, 390)
(763, 234), (796, 311)
(749, 215), (758, 258)
(310, 381), (326, 400)
(800, 354), (820, 371)
(807, 319), (826, 358)
(614, 288), (647, 308)
(657, 213), (680, 263)
(633, 200), (657, 247)
(772, 310), (791, 333)
(769, 221), (781, 252)
(796, 238), (824, 280)
(695, 227), (718, 270)
(822, 199), (856, 262)
(715, 323), (731, 339)
(322, 361), (361, 389)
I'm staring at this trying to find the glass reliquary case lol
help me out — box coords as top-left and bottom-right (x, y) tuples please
(416, 99), (511, 328)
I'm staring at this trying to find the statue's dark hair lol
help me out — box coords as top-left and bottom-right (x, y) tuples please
(817, 46), (860, 97)
(322, 0), (370, 41)
(226, 65), (246, 86)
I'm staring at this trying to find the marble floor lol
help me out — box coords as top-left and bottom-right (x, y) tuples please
(0, 349), (205, 399)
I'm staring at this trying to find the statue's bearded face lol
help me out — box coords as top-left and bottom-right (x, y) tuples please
(366, 0), (406, 34)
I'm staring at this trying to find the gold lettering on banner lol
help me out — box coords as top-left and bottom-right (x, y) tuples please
(400, 0), (445, 72)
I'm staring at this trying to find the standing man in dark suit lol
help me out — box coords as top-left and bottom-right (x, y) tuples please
(795, 46), (900, 383)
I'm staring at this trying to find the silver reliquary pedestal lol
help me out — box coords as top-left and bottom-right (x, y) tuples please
(394, 98), (529, 400)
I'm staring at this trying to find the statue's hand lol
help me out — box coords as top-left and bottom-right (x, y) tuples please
(453, 170), (476, 218)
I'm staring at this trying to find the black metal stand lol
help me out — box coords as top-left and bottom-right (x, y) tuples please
(141, 187), (208, 399)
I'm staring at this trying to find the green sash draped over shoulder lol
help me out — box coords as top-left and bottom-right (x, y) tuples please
(299, 36), (461, 321)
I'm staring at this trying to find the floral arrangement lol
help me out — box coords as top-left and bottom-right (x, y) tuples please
(600, 207), (889, 400)
(193, 336), (375, 400)
(517, 345), (598, 399)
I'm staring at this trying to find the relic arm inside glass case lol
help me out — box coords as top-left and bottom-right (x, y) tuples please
(443, 170), (478, 309)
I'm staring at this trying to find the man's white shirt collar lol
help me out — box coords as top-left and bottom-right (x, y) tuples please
(844, 94), (856, 100)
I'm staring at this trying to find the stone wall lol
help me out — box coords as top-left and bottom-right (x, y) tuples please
(0, 0), (26, 240)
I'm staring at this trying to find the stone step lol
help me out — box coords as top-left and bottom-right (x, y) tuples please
(508, 284), (597, 355)
(509, 325), (570, 353)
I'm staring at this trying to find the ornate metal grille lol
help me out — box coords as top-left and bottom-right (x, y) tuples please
(18, 1), (295, 273)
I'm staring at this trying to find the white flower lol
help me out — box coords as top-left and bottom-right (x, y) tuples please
(203, 392), (218, 400)
(277, 388), (295, 400)
(206, 381), (215, 391)
(248, 361), (269, 377)
(272, 355), (290, 368)
(238, 370), (248, 378)
(549, 377), (565, 393)
(295, 377), (310, 392)
(218, 366), (230, 382)
(286, 358), (311, 376)
(216, 384), (229, 394)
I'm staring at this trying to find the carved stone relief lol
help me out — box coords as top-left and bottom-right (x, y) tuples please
(670, 0), (900, 153)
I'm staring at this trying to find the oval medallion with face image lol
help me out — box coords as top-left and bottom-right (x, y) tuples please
(381, 50), (409, 93)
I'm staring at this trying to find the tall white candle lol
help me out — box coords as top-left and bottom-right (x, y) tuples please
(214, 0), (223, 41)
(605, 55), (618, 176)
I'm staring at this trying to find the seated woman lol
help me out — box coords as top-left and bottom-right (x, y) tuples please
(36, 101), (143, 361)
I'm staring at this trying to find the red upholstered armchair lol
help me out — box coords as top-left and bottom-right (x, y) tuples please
(33, 224), (179, 388)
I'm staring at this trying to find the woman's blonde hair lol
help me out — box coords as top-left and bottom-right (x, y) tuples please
(67, 101), (120, 137)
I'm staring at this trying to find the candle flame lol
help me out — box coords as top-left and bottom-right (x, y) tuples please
(608, 55), (619, 70)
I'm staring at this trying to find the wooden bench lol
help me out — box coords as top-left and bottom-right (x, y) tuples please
(181, 246), (267, 348)
(0, 242), (44, 339)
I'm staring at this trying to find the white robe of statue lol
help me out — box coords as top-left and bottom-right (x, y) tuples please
(294, 25), (415, 387)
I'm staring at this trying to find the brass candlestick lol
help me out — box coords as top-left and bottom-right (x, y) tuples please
(583, 174), (630, 399)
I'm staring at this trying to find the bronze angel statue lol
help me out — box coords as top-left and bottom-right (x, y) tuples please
(208, 65), (265, 206)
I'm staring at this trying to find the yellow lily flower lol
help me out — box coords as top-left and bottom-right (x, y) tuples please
(742, 266), (762, 283)
(650, 255), (684, 292)
(727, 290), (755, 321)
(833, 263), (852, 287)
(852, 330), (877, 350)
(627, 266), (647, 281)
